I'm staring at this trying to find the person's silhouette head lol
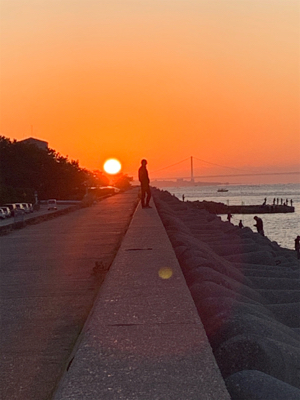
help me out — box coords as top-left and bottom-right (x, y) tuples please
(141, 159), (147, 166)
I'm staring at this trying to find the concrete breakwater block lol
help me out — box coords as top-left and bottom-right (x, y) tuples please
(203, 309), (300, 350)
(194, 296), (275, 327)
(239, 267), (299, 279)
(206, 242), (262, 256)
(184, 266), (253, 290)
(256, 289), (300, 304)
(214, 334), (300, 388)
(224, 250), (277, 265)
(267, 303), (300, 328)
(225, 370), (300, 400)
(153, 188), (300, 398)
(169, 236), (253, 285)
(186, 267), (261, 297)
(249, 276), (300, 290)
(190, 281), (263, 307)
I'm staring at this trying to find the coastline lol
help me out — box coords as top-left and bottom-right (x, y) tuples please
(159, 182), (300, 250)
(153, 188), (300, 399)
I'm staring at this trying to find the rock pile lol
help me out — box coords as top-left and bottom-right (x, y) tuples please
(153, 188), (300, 400)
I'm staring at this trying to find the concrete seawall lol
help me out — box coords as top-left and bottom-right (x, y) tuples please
(54, 198), (230, 399)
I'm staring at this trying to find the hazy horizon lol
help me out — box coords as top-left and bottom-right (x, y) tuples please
(2, 133), (300, 185)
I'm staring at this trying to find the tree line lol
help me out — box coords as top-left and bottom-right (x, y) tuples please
(0, 136), (132, 204)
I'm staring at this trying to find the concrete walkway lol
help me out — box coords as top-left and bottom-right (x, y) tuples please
(0, 189), (139, 400)
(54, 200), (230, 399)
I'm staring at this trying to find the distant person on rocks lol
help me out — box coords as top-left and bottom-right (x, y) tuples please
(138, 159), (151, 208)
(182, 194), (185, 202)
(238, 220), (243, 228)
(254, 216), (264, 236)
(262, 198), (267, 206)
(295, 236), (300, 259)
(227, 213), (233, 223)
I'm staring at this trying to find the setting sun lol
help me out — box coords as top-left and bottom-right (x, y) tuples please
(0, 1), (299, 184)
(103, 159), (122, 175)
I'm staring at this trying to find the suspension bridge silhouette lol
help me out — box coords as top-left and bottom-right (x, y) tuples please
(151, 156), (299, 182)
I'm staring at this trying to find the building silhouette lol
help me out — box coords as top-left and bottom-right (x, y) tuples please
(18, 137), (48, 151)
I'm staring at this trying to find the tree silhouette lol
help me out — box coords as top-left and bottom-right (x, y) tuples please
(0, 136), (118, 203)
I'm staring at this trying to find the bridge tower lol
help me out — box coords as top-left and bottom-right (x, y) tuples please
(191, 156), (194, 183)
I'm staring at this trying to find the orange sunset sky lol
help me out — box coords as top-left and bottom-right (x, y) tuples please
(0, 0), (299, 183)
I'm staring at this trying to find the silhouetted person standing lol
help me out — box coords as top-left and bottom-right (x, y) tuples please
(295, 236), (300, 259)
(254, 216), (264, 236)
(138, 159), (151, 208)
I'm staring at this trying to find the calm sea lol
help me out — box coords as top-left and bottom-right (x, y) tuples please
(160, 183), (300, 250)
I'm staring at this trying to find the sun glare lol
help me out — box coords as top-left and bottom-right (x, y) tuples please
(158, 267), (173, 280)
(103, 158), (122, 175)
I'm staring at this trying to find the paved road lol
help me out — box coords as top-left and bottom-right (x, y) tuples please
(0, 189), (139, 400)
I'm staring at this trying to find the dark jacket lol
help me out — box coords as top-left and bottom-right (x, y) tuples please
(138, 166), (150, 186)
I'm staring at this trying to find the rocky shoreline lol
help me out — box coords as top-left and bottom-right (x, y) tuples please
(153, 188), (300, 400)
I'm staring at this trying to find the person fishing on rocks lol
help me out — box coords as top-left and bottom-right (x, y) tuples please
(254, 216), (264, 236)
(295, 236), (300, 259)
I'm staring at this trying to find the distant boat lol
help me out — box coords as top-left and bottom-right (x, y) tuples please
(217, 189), (228, 192)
